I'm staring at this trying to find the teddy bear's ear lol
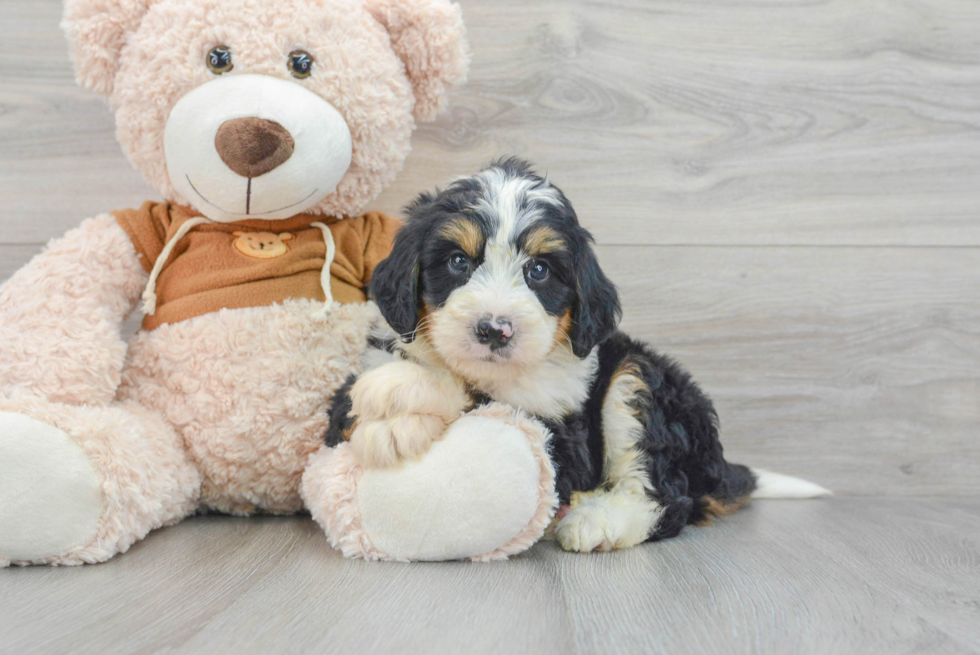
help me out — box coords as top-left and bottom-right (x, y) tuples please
(279, 233), (295, 242)
(62, 0), (155, 96)
(366, 0), (470, 123)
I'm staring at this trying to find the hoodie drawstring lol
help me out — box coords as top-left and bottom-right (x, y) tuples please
(310, 221), (336, 311)
(142, 216), (212, 315)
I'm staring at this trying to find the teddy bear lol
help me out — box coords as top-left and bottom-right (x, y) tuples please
(0, 0), (558, 567)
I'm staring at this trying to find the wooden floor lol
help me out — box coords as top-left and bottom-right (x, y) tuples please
(1, 499), (978, 654)
(2, 0), (979, 653)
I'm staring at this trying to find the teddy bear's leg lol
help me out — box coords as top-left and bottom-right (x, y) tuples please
(0, 392), (201, 567)
(0, 215), (146, 406)
(301, 402), (558, 562)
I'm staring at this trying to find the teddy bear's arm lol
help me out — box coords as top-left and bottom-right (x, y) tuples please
(0, 216), (148, 405)
(345, 359), (471, 467)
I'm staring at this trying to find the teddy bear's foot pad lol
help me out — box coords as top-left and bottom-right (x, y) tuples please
(356, 415), (542, 560)
(0, 411), (104, 563)
(304, 403), (559, 562)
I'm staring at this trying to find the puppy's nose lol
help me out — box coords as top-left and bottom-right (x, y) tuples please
(475, 317), (514, 350)
(214, 117), (295, 178)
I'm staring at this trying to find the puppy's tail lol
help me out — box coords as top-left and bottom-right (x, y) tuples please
(695, 464), (828, 527)
(749, 468), (832, 499)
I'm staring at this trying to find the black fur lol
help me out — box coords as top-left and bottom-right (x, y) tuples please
(324, 373), (357, 448)
(586, 331), (756, 538)
(366, 334), (398, 354)
(541, 413), (597, 505)
(370, 181), (493, 338)
(369, 212), (427, 339)
(418, 231), (481, 308)
(568, 241), (620, 358)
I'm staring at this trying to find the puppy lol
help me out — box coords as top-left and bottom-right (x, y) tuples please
(326, 158), (776, 552)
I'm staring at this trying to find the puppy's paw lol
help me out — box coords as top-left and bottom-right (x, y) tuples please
(555, 490), (662, 553)
(350, 361), (469, 424)
(349, 413), (449, 468)
(555, 500), (611, 553)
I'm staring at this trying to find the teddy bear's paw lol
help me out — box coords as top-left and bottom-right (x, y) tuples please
(0, 411), (104, 564)
(555, 488), (662, 554)
(349, 413), (448, 468)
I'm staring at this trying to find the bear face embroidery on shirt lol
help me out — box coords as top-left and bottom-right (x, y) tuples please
(233, 231), (294, 259)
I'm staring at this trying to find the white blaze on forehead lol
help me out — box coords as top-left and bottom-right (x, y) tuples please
(462, 247), (531, 321)
(469, 168), (563, 252)
(459, 169), (565, 318)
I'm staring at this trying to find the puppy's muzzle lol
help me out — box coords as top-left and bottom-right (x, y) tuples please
(474, 316), (513, 351)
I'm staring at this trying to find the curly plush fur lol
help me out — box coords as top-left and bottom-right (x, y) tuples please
(0, 215), (146, 405)
(0, 218), (378, 565)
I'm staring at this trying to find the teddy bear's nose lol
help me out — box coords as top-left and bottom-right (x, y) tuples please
(214, 117), (296, 178)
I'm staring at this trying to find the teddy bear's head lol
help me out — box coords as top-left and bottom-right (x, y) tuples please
(63, 0), (468, 223)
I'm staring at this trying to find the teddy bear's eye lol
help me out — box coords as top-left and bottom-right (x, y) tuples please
(207, 46), (234, 75)
(288, 50), (314, 79)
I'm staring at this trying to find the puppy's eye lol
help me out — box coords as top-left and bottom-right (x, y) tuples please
(288, 50), (314, 79)
(447, 253), (470, 275)
(526, 260), (550, 283)
(207, 46), (234, 74)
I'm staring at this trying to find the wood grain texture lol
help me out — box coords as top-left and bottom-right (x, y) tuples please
(376, 0), (980, 247)
(0, 499), (978, 655)
(2, 0), (980, 245)
(600, 244), (980, 496)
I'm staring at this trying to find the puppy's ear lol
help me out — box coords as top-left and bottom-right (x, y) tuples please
(570, 238), (621, 358)
(369, 213), (427, 340)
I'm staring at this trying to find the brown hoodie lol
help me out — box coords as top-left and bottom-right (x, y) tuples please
(114, 201), (400, 330)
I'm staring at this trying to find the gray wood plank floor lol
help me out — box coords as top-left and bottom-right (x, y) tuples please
(1, 499), (978, 655)
(2, 1), (979, 653)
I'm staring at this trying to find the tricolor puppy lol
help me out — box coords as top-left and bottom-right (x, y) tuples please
(326, 158), (829, 552)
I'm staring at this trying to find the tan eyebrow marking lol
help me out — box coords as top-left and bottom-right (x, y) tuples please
(438, 218), (484, 258)
(523, 225), (567, 256)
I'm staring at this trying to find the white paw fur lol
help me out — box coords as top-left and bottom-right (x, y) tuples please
(556, 486), (663, 553)
(0, 412), (104, 562)
(349, 360), (469, 422)
(349, 413), (449, 468)
(347, 360), (469, 468)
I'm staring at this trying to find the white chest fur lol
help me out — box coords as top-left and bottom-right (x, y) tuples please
(477, 348), (598, 420)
